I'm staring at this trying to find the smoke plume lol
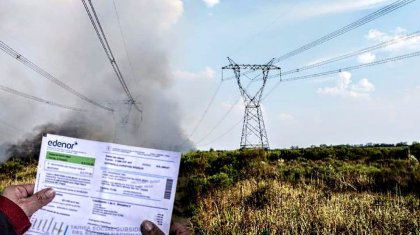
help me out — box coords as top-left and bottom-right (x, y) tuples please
(0, 0), (194, 162)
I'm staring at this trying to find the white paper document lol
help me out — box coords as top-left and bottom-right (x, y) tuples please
(25, 134), (181, 235)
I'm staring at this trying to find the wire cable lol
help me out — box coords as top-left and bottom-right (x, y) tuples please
(200, 51), (420, 148)
(279, 31), (420, 77)
(175, 77), (226, 149)
(197, 0), (416, 148)
(185, 81), (223, 139)
(194, 96), (242, 145)
(0, 84), (87, 112)
(193, 67), (277, 145)
(273, 0), (416, 63)
(81, 0), (142, 114)
(112, 0), (141, 90)
(194, 80), (254, 145)
(0, 41), (114, 112)
(197, 117), (243, 147)
(85, 0), (133, 98)
(263, 51), (420, 100)
(223, 0), (415, 81)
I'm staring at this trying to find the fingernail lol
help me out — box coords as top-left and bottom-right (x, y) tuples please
(46, 188), (55, 198)
(143, 221), (154, 232)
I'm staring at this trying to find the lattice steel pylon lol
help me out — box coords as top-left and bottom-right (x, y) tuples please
(108, 99), (142, 143)
(222, 57), (280, 149)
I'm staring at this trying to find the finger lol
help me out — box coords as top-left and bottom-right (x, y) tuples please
(2, 184), (34, 200)
(17, 184), (35, 196)
(141, 220), (164, 235)
(20, 188), (55, 217)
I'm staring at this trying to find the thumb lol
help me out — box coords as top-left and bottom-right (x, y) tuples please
(21, 188), (55, 217)
(141, 220), (164, 235)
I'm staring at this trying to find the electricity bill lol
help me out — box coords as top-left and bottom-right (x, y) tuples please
(25, 134), (181, 235)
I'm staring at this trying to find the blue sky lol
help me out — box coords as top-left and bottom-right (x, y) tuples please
(169, 0), (420, 150)
(0, 0), (419, 152)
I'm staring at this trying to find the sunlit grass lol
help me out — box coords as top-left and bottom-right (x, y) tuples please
(0, 161), (37, 192)
(1, 154), (419, 234)
(191, 179), (419, 234)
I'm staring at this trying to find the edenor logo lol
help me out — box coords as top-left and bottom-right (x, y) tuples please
(47, 139), (77, 149)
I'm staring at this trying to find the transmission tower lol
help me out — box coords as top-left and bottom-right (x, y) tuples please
(108, 99), (142, 143)
(222, 57), (280, 149)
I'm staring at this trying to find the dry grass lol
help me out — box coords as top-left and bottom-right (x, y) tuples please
(0, 161), (37, 192)
(1, 161), (419, 234)
(191, 178), (420, 235)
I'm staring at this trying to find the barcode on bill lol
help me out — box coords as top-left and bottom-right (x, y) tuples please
(164, 178), (173, 199)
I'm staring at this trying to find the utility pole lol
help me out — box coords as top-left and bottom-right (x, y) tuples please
(222, 57), (280, 149)
(108, 99), (141, 143)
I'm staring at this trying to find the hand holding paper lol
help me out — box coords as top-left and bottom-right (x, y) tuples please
(25, 134), (181, 235)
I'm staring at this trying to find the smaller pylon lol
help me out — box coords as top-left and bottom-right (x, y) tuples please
(222, 58), (280, 149)
(108, 99), (141, 142)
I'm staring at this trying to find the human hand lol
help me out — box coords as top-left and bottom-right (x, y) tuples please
(1, 184), (55, 217)
(141, 220), (191, 235)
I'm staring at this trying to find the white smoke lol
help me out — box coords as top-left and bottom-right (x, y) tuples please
(0, 0), (194, 161)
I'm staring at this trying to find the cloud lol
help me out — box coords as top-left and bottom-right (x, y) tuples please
(366, 29), (387, 40)
(317, 72), (375, 99)
(277, 113), (295, 121)
(358, 52), (376, 64)
(352, 78), (375, 93)
(365, 27), (420, 52)
(203, 0), (220, 8)
(173, 67), (216, 80)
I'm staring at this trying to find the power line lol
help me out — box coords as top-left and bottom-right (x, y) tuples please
(263, 51), (420, 100)
(177, 72), (254, 148)
(202, 51), (420, 147)
(84, 0), (134, 99)
(222, 58), (280, 149)
(112, 0), (141, 90)
(224, 0), (415, 81)
(204, 0), (416, 148)
(81, 0), (142, 114)
(194, 65), (281, 146)
(179, 69), (268, 147)
(0, 41), (114, 112)
(185, 81), (223, 139)
(194, 96), (242, 145)
(279, 31), (420, 77)
(177, 75), (223, 147)
(0, 84), (87, 112)
(197, 117), (242, 147)
(194, 80), (255, 145)
(175, 79), (226, 149)
(273, 0), (416, 63)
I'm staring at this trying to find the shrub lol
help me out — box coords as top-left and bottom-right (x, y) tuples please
(208, 172), (233, 188)
(0, 161), (24, 178)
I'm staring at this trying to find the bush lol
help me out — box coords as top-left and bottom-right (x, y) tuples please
(0, 161), (24, 178)
(208, 172), (233, 188)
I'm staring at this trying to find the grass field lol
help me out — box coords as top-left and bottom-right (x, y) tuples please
(191, 178), (419, 234)
(1, 145), (419, 234)
(0, 159), (38, 192)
